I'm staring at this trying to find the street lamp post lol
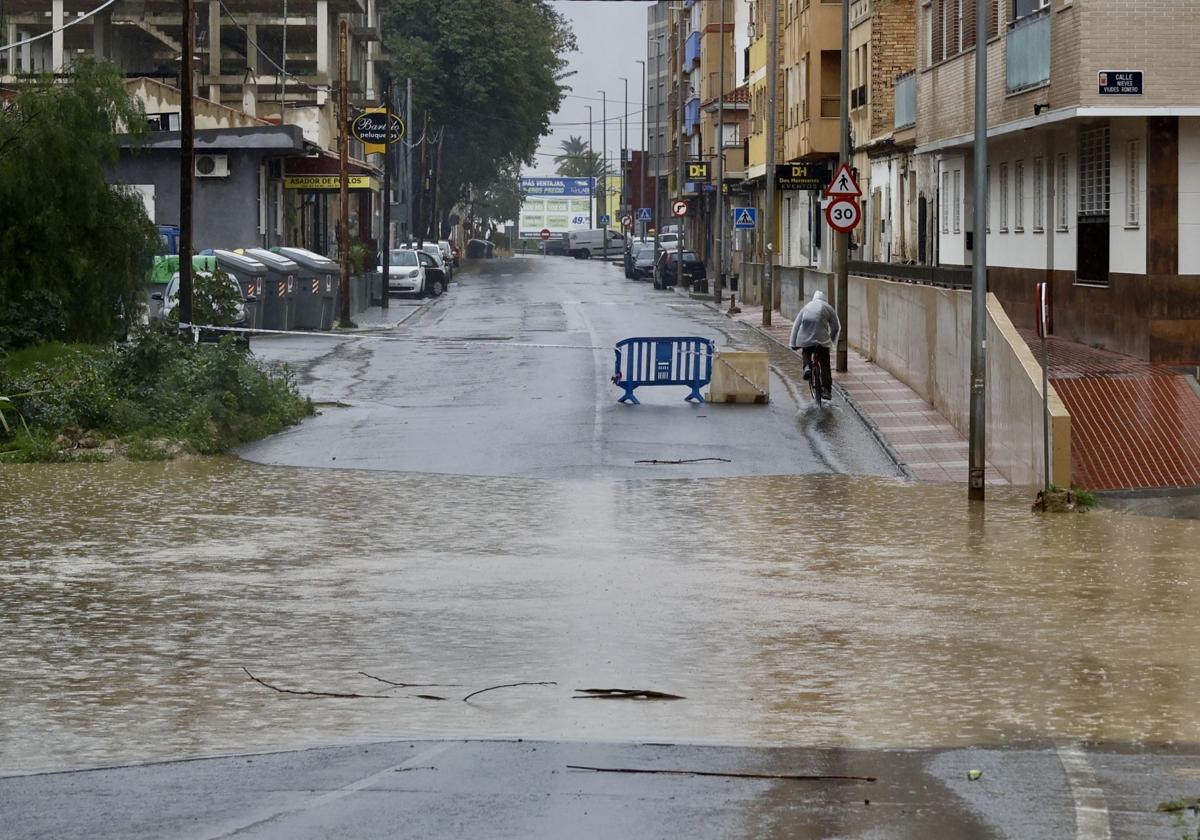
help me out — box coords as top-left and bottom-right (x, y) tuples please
(762, 0), (778, 326)
(714, 0), (726, 304)
(586, 104), (594, 228)
(636, 59), (647, 242)
(598, 89), (608, 263)
(968, 0), (989, 500)
(620, 76), (629, 220)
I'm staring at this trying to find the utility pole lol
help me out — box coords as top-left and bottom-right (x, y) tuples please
(968, 0), (989, 500)
(587, 104), (594, 228)
(621, 76), (629, 217)
(432, 131), (443, 242)
(677, 3), (686, 287)
(414, 112), (427, 246)
(337, 20), (351, 328)
(636, 60), (646, 242)
(652, 35), (662, 265)
(179, 0), (194, 333)
(714, 0), (726, 304)
(762, 0), (779, 326)
(381, 74), (391, 310)
(598, 89), (607, 223)
(405, 77), (413, 246)
(835, 0), (850, 369)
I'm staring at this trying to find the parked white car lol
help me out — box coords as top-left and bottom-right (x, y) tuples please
(566, 228), (625, 260)
(380, 249), (425, 296)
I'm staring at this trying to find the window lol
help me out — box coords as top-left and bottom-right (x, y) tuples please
(1057, 153), (1069, 230)
(799, 56), (808, 121)
(941, 170), (951, 234)
(1078, 126), (1110, 216)
(1125, 139), (1140, 228)
(1013, 0), (1049, 21)
(1033, 156), (1044, 232)
(999, 162), (1009, 232)
(952, 169), (961, 233)
(1014, 160), (1025, 231)
(986, 165), (992, 232)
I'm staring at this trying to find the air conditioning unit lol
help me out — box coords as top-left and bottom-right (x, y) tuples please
(195, 154), (229, 178)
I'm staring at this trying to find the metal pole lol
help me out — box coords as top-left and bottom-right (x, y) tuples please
(968, 0), (989, 500)
(179, 0), (194, 332)
(405, 77), (413, 246)
(1043, 139), (1055, 491)
(337, 20), (351, 327)
(1042, 333), (1050, 489)
(381, 76), (391, 310)
(677, 4), (686, 287)
(653, 35), (662, 267)
(587, 104), (594, 228)
(835, 0), (850, 371)
(599, 90), (607, 225)
(280, 0), (287, 123)
(621, 76), (629, 216)
(762, 0), (778, 326)
(637, 59), (646, 242)
(714, 0), (726, 303)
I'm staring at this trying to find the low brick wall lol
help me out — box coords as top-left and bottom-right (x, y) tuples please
(848, 273), (1070, 487)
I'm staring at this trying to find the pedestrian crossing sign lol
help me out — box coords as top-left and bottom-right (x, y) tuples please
(637, 207), (652, 221)
(733, 207), (757, 229)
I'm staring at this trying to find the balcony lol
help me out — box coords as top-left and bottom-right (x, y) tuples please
(685, 97), (701, 136)
(894, 71), (915, 130)
(820, 96), (840, 119)
(1006, 9), (1050, 93)
(685, 31), (701, 67)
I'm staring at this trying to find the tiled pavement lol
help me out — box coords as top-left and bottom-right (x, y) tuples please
(1020, 330), (1200, 490)
(725, 302), (1006, 485)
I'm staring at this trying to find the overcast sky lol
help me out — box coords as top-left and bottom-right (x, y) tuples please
(528, 1), (653, 177)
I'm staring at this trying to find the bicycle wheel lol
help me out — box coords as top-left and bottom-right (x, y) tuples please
(810, 360), (823, 408)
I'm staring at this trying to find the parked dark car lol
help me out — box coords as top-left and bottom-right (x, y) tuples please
(654, 250), (705, 289)
(631, 248), (657, 281)
(624, 240), (653, 278)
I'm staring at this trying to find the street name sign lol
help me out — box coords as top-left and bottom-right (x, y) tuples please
(733, 207), (757, 230)
(1098, 71), (1143, 95)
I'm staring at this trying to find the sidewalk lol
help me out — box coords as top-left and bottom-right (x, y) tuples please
(724, 301), (1005, 485)
(1020, 329), (1200, 490)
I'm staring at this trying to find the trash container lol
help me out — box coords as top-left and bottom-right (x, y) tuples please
(211, 250), (267, 331)
(243, 248), (298, 331)
(271, 246), (340, 330)
(147, 254), (216, 321)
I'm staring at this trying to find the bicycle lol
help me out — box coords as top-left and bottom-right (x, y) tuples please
(808, 352), (826, 408)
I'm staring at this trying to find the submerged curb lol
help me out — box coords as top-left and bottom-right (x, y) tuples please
(675, 288), (914, 481)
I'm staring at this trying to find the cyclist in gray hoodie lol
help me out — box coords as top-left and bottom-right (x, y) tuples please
(789, 290), (841, 401)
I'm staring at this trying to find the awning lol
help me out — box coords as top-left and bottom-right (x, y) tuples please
(284, 151), (381, 191)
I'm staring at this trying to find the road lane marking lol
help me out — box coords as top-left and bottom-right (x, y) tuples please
(1056, 744), (1112, 840)
(203, 743), (453, 839)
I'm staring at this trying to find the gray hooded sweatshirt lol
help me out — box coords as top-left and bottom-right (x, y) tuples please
(788, 290), (841, 350)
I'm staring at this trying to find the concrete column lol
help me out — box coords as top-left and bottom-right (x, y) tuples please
(4, 24), (17, 75)
(316, 1), (330, 105)
(20, 29), (32, 73)
(208, 1), (221, 103)
(51, 0), (64, 72)
(92, 10), (110, 61)
(242, 20), (258, 115)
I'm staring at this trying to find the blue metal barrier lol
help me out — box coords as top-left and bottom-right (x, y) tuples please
(612, 336), (715, 404)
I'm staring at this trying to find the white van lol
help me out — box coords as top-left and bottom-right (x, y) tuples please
(566, 229), (625, 260)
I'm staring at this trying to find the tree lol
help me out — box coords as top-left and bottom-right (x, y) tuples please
(467, 166), (523, 237)
(381, 0), (576, 222)
(553, 135), (607, 180)
(0, 59), (160, 348)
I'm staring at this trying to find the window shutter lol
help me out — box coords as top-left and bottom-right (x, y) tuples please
(963, 0), (976, 49)
(932, 0), (945, 63)
(947, 0), (961, 56)
(989, 0), (999, 38)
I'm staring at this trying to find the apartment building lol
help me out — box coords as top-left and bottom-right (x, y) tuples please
(646, 1), (671, 229)
(918, 0), (1200, 362)
(849, 0), (918, 264)
(2, 0), (384, 256)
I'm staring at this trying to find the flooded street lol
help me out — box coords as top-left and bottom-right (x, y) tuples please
(4, 458), (1200, 773)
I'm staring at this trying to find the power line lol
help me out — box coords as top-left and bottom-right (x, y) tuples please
(0, 0), (121, 54)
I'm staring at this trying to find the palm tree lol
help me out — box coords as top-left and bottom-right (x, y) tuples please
(554, 135), (609, 180)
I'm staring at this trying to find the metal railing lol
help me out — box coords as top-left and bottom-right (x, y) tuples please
(1006, 9), (1050, 93)
(894, 71), (916, 129)
(848, 261), (973, 290)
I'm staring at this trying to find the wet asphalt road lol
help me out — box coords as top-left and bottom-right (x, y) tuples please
(240, 255), (900, 479)
(5, 739), (1199, 839)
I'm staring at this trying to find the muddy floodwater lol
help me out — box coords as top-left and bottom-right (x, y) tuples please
(2, 459), (1200, 773)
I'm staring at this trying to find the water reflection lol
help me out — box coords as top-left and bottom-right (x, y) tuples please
(2, 460), (1199, 772)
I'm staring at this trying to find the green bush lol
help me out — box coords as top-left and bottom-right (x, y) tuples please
(0, 330), (313, 461)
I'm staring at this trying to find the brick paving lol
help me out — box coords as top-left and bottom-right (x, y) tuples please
(1020, 329), (1200, 491)
(727, 302), (1005, 485)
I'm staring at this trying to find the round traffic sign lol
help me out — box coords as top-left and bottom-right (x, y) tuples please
(620, 214), (633, 228)
(671, 199), (688, 218)
(824, 197), (861, 234)
(539, 228), (551, 241)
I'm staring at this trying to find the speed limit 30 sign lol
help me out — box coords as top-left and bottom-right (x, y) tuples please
(824, 198), (861, 234)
